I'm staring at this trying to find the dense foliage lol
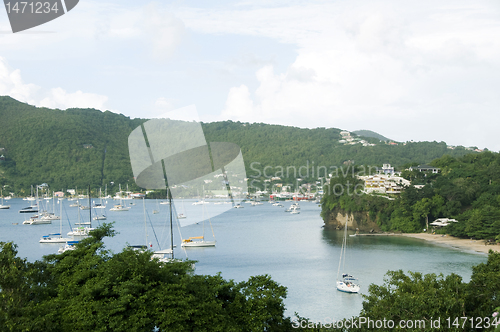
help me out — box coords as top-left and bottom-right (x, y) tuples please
(0, 96), (475, 196)
(321, 152), (500, 241)
(0, 224), (292, 331)
(2, 224), (499, 331)
(0, 96), (144, 195)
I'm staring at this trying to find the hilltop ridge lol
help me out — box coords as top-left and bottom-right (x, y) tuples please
(0, 96), (477, 194)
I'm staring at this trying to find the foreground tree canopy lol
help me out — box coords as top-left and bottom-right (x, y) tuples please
(0, 224), (292, 332)
(2, 224), (499, 331)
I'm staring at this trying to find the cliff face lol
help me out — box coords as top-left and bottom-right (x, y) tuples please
(324, 210), (381, 232)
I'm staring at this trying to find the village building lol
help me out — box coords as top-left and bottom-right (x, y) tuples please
(359, 174), (410, 194)
(408, 165), (440, 174)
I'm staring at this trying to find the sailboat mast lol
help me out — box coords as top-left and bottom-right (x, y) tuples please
(60, 196), (63, 235)
(88, 185), (92, 227)
(169, 188), (174, 259)
(143, 197), (148, 247)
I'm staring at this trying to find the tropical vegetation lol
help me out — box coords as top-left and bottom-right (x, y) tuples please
(0, 96), (478, 196)
(0, 224), (292, 331)
(1, 225), (498, 331)
(321, 152), (500, 242)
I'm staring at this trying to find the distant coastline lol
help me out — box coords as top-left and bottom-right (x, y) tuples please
(400, 233), (500, 254)
(353, 232), (500, 254)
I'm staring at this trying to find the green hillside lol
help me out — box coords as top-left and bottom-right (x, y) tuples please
(0, 96), (144, 195)
(353, 129), (391, 142)
(321, 152), (500, 241)
(0, 96), (477, 195)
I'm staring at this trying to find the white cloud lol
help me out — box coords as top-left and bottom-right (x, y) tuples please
(200, 1), (500, 149)
(0, 57), (109, 110)
(39, 88), (108, 110)
(0, 57), (39, 104)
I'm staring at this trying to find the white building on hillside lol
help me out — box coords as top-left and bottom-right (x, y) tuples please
(359, 174), (410, 194)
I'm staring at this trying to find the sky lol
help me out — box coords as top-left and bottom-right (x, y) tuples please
(1, 0), (499, 150)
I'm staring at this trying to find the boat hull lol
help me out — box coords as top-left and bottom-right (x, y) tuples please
(181, 241), (216, 247)
(336, 281), (360, 293)
(40, 237), (74, 243)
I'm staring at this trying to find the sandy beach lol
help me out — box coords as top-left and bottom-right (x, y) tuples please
(400, 233), (500, 254)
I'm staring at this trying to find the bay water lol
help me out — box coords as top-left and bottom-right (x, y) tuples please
(0, 198), (486, 322)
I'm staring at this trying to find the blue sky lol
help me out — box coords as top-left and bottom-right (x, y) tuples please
(1, 0), (500, 150)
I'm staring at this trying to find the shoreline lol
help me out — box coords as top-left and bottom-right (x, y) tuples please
(399, 233), (499, 254)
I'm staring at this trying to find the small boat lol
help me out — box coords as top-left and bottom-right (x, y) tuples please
(67, 226), (94, 238)
(69, 197), (80, 207)
(290, 209), (300, 214)
(109, 204), (130, 212)
(39, 212), (60, 222)
(58, 240), (79, 254)
(19, 205), (38, 213)
(181, 236), (216, 247)
(23, 215), (51, 225)
(0, 189), (11, 209)
(93, 203), (106, 209)
(177, 213), (186, 219)
(234, 204), (244, 208)
(336, 222), (360, 293)
(39, 233), (73, 243)
(181, 194), (216, 247)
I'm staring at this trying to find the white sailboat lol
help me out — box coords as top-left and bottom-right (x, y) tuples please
(336, 221), (360, 293)
(93, 188), (106, 209)
(181, 196), (216, 248)
(151, 190), (186, 263)
(58, 240), (79, 254)
(0, 189), (10, 209)
(93, 189), (107, 220)
(177, 200), (186, 219)
(109, 203), (130, 211)
(68, 188), (94, 237)
(110, 197), (130, 211)
(40, 200), (73, 243)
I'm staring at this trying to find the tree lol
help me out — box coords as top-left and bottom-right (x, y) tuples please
(466, 251), (500, 318)
(0, 224), (294, 331)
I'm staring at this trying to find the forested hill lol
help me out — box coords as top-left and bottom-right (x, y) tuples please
(352, 129), (390, 142)
(0, 96), (477, 194)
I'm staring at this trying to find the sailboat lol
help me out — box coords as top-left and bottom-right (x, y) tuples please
(109, 195), (130, 211)
(151, 189), (185, 263)
(68, 186), (94, 237)
(40, 199), (73, 243)
(93, 188), (107, 220)
(177, 199), (186, 219)
(93, 188), (106, 209)
(181, 198), (216, 247)
(0, 189), (10, 209)
(20, 185), (40, 214)
(336, 220), (360, 293)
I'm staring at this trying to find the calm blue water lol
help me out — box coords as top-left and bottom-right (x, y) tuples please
(0, 198), (487, 321)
